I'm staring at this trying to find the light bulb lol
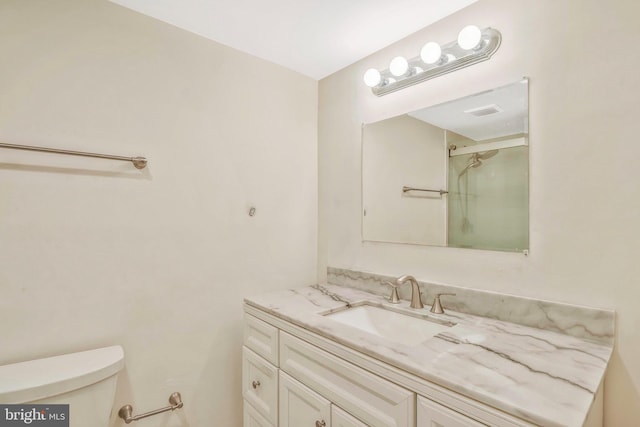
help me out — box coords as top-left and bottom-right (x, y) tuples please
(457, 25), (482, 50)
(389, 56), (409, 77)
(420, 42), (442, 64)
(363, 68), (381, 87)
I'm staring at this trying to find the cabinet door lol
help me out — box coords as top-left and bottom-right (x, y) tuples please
(417, 396), (486, 427)
(245, 399), (275, 427)
(332, 406), (368, 427)
(279, 371), (331, 427)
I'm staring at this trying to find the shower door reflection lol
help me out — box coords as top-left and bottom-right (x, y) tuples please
(448, 145), (529, 251)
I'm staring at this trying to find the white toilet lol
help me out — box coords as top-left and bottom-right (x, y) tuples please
(0, 346), (124, 427)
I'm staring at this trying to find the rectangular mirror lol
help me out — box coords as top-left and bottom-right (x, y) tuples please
(362, 78), (529, 252)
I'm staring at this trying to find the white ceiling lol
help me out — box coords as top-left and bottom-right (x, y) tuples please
(109, 0), (478, 80)
(409, 79), (528, 141)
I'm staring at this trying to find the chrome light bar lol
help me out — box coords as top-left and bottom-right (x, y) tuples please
(365, 26), (502, 97)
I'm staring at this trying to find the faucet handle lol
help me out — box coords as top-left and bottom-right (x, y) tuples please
(430, 293), (456, 314)
(382, 281), (400, 304)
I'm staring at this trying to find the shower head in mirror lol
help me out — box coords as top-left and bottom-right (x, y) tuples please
(459, 157), (480, 176)
(477, 149), (499, 160)
(458, 150), (499, 177)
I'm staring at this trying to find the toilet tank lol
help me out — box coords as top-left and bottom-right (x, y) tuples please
(0, 346), (124, 427)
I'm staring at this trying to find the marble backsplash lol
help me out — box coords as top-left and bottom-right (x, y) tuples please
(327, 267), (615, 345)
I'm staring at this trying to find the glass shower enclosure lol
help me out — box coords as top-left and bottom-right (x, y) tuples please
(447, 141), (529, 252)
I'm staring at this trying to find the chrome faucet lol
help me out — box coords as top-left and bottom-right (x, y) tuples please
(395, 275), (424, 309)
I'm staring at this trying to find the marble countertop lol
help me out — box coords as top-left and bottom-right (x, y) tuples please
(244, 284), (613, 427)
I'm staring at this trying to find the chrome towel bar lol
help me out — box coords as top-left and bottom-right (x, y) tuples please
(402, 186), (448, 196)
(118, 392), (183, 424)
(0, 142), (148, 169)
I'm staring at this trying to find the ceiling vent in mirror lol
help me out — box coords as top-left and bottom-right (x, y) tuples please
(464, 104), (504, 117)
(363, 25), (501, 97)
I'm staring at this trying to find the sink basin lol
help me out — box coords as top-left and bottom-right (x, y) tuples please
(324, 304), (454, 347)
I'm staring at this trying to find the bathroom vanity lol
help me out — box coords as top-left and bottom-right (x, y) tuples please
(242, 281), (612, 427)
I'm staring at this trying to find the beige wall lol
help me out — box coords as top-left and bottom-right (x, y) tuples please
(318, 0), (640, 424)
(363, 115), (446, 245)
(0, 1), (317, 426)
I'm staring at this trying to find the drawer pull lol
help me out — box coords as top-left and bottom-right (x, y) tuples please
(252, 380), (261, 389)
(315, 420), (326, 427)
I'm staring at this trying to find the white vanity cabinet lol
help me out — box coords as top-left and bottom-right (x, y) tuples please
(243, 315), (280, 427)
(243, 311), (413, 427)
(243, 309), (541, 427)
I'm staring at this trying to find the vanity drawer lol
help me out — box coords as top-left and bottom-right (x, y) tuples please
(417, 395), (487, 427)
(242, 347), (278, 426)
(244, 399), (275, 427)
(244, 314), (279, 366)
(333, 405), (369, 427)
(279, 331), (415, 427)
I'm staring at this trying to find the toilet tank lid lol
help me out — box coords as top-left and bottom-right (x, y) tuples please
(0, 345), (124, 404)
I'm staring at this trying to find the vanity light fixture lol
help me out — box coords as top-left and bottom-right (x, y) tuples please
(363, 25), (501, 96)
(420, 42), (442, 64)
(457, 25), (483, 50)
(389, 56), (409, 77)
(363, 68), (382, 87)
